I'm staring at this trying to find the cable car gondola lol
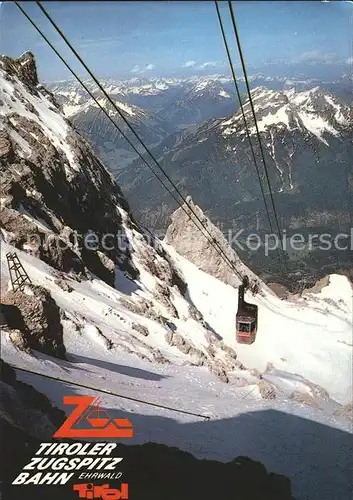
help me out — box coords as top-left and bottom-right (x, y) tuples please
(236, 276), (258, 345)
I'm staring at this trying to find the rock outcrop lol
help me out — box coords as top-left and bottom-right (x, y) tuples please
(258, 379), (277, 400)
(164, 196), (264, 292)
(2, 285), (66, 358)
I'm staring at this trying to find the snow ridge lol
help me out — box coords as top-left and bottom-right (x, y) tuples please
(222, 86), (351, 145)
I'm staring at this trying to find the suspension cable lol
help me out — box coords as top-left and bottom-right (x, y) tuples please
(214, 1), (274, 235)
(10, 364), (210, 420)
(215, 0), (286, 273)
(226, 1), (289, 274)
(13, 2), (178, 207)
(17, 1), (246, 283)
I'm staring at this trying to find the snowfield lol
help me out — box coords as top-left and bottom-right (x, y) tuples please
(1, 240), (352, 500)
(166, 245), (352, 404)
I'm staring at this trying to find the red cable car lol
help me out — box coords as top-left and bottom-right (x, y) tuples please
(236, 276), (258, 345)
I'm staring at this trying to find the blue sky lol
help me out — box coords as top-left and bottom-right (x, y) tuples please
(0, 1), (352, 81)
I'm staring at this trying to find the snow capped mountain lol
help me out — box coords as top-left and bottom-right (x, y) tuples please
(49, 74), (237, 129)
(104, 76), (186, 96)
(1, 53), (352, 500)
(221, 86), (351, 146)
(49, 81), (177, 171)
(1, 55), (82, 178)
(69, 94), (172, 137)
(48, 80), (93, 117)
(154, 78), (237, 127)
(48, 75), (238, 171)
(48, 76), (187, 113)
(51, 79), (162, 116)
(48, 72), (349, 106)
(49, 72), (351, 138)
(120, 84), (352, 247)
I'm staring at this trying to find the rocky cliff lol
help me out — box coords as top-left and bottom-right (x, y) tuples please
(164, 196), (265, 293)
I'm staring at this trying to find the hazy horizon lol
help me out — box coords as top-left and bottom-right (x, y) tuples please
(1, 1), (351, 82)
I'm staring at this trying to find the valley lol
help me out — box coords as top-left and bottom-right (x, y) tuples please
(49, 74), (352, 287)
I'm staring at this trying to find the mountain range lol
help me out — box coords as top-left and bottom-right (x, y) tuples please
(119, 85), (352, 275)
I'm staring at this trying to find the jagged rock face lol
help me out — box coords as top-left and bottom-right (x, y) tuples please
(0, 129), (15, 163)
(165, 196), (263, 291)
(0, 52), (38, 89)
(0, 52), (194, 301)
(0, 53), (139, 285)
(2, 285), (66, 359)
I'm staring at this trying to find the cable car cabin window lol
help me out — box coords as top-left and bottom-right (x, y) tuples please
(238, 322), (251, 333)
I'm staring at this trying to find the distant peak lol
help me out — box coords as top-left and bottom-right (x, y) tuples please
(0, 52), (39, 87)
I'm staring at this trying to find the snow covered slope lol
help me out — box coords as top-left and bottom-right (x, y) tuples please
(2, 231), (352, 404)
(1, 53), (352, 500)
(1, 240), (352, 500)
(167, 245), (353, 404)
